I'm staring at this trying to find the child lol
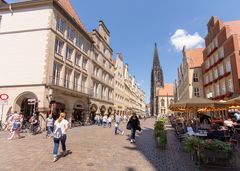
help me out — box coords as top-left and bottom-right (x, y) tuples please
(46, 114), (54, 137)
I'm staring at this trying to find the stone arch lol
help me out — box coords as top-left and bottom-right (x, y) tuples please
(90, 103), (98, 113)
(107, 107), (113, 116)
(14, 91), (38, 117)
(100, 105), (106, 115)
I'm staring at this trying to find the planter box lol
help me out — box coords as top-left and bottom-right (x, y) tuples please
(155, 136), (167, 149)
(195, 148), (236, 168)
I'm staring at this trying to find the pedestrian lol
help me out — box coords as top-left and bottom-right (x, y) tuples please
(127, 112), (141, 143)
(94, 115), (98, 125)
(8, 114), (22, 140)
(53, 112), (69, 162)
(102, 115), (107, 128)
(99, 115), (103, 126)
(107, 116), (112, 128)
(115, 113), (124, 135)
(46, 114), (54, 137)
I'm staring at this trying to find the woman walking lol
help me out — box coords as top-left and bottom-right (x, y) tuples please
(127, 113), (141, 143)
(8, 114), (22, 140)
(53, 112), (69, 162)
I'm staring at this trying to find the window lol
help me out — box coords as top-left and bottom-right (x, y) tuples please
(161, 99), (165, 106)
(94, 52), (98, 61)
(227, 79), (233, 92)
(193, 73), (199, 82)
(67, 27), (75, 41)
(64, 69), (71, 88)
(226, 60), (231, 72)
(56, 16), (65, 33)
(82, 58), (88, 70)
(214, 53), (219, 63)
(55, 39), (64, 55)
(205, 60), (210, 69)
(194, 87), (200, 97)
(75, 53), (81, 66)
(73, 73), (80, 91)
(220, 81), (226, 95)
(83, 42), (90, 54)
(210, 57), (214, 66)
(81, 76), (87, 93)
(205, 75), (209, 84)
(215, 84), (220, 96)
(214, 69), (218, 79)
(66, 46), (73, 60)
(76, 35), (82, 48)
(219, 65), (224, 76)
(52, 62), (62, 85)
(93, 82), (99, 97)
(214, 38), (218, 48)
(218, 48), (224, 58)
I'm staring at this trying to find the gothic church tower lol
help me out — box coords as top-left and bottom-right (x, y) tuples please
(150, 43), (164, 116)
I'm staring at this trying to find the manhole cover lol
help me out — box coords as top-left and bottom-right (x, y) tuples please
(87, 162), (94, 167)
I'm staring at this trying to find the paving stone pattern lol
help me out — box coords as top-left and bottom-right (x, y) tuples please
(0, 118), (237, 171)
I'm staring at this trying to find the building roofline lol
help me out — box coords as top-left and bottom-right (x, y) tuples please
(99, 20), (110, 35)
(0, 0), (94, 43)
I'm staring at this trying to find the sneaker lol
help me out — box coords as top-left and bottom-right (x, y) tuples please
(53, 157), (57, 162)
(133, 139), (136, 143)
(130, 139), (133, 143)
(121, 131), (124, 135)
(62, 151), (67, 157)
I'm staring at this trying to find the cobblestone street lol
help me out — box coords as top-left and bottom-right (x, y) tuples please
(0, 118), (238, 171)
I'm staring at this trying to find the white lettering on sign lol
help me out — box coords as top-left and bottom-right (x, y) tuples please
(0, 100), (8, 105)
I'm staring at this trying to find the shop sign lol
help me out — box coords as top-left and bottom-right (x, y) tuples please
(0, 94), (9, 100)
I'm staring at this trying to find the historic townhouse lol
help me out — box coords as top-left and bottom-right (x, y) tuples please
(177, 47), (204, 101)
(158, 83), (174, 115)
(114, 53), (126, 114)
(203, 16), (240, 100)
(123, 68), (145, 115)
(0, 0), (113, 125)
(90, 21), (114, 117)
(113, 53), (146, 115)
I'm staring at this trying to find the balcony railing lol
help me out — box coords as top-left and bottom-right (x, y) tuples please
(49, 76), (93, 95)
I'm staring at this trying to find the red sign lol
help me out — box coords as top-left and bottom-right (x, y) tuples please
(0, 94), (9, 100)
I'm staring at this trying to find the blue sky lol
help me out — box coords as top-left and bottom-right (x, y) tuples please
(7, 0), (240, 102)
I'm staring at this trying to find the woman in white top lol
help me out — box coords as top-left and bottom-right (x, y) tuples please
(53, 112), (69, 162)
(107, 116), (112, 128)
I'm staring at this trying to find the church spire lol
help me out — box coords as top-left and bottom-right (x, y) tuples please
(153, 43), (160, 67)
(150, 43), (164, 116)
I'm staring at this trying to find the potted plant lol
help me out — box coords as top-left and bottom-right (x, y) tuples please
(154, 120), (167, 149)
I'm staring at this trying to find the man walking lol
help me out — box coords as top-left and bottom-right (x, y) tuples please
(115, 113), (124, 135)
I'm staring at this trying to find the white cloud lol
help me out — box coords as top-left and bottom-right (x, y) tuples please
(170, 29), (204, 51)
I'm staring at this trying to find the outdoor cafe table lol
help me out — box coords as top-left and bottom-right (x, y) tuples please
(187, 132), (208, 137)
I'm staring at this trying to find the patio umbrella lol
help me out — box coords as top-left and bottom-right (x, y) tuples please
(226, 96), (240, 107)
(169, 97), (228, 112)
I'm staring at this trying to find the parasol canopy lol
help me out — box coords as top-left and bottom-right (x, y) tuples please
(169, 97), (228, 112)
(226, 96), (240, 109)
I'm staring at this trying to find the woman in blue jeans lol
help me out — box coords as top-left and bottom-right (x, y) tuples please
(53, 112), (69, 162)
(127, 113), (141, 143)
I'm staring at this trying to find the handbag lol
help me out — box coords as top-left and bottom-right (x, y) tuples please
(137, 125), (141, 131)
(126, 122), (131, 130)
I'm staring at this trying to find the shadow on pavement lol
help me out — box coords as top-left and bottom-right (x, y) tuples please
(123, 121), (240, 171)
(123, 124), (201, 171)
(56, 150), (72, 162)
(125, 167), (137, 171)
